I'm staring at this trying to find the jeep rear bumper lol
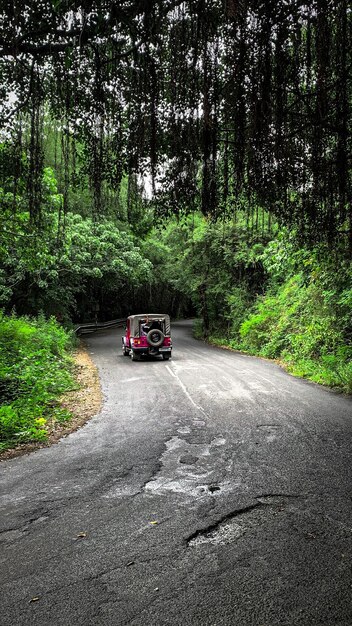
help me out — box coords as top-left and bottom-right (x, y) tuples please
(132, 347), (172, 355)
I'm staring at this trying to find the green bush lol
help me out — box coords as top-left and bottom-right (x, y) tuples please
(239, 276), (305, 357)
(237, 265), (352, 392)
(225, 285), (254, 339)
(199, 226), (351, 393)
(0, 312), (75, 450)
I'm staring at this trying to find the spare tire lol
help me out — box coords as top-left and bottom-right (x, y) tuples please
(147, 328), (165, 347)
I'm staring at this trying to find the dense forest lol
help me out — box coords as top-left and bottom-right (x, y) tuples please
(0, 1), (351, 448)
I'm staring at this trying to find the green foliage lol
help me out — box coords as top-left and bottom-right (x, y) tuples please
(2, 2), (351, 244)
(236, 243), (352, 393)
(239, 276), (305, 357)
(224, 286), (255, 340)
(0, 163), (153, 319)
(146, 212), (269, 329)
(0, 313), (75, 450)
(184, 221), (352, 393)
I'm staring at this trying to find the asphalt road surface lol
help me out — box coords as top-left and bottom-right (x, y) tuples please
(1, 320), (352, 626)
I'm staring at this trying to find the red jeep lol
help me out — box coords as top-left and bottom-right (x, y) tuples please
(122, 314), (172, 361)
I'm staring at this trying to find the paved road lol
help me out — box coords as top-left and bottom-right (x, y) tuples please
(1, 320), (352, 625)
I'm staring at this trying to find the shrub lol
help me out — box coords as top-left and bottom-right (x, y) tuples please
(0, 312), (75, 450)
(237, 266), (352, 392)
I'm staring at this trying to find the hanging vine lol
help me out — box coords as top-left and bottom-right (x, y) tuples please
(0, 0), (350, 246)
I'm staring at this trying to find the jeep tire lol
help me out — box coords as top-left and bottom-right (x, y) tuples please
(147, 329), (165, 348)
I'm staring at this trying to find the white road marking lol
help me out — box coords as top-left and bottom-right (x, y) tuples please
(118, 376), (153, 383)
(166, 364), (208, 417)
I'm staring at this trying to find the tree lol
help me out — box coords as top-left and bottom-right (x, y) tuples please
(0, 1), (351, 245)
(0, 160), (152, 319)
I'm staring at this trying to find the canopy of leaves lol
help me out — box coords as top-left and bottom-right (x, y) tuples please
(1, 1), (351, 245)
(0, 164), (152, 319)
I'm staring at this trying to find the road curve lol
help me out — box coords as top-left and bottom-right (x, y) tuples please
(1, 320), (352, 625)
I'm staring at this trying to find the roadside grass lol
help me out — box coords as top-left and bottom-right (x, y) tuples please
(0, 312), (77, 451)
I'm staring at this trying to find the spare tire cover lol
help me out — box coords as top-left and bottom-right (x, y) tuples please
(147, 329), (165, 347)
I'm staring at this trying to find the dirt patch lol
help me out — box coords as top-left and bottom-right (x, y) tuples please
(0, 342), (102, 462)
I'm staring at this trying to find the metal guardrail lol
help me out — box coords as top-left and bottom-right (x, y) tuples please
(75, 318), (125, 336)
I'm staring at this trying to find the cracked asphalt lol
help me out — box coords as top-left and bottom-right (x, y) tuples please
(1, 319), (352, 625)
